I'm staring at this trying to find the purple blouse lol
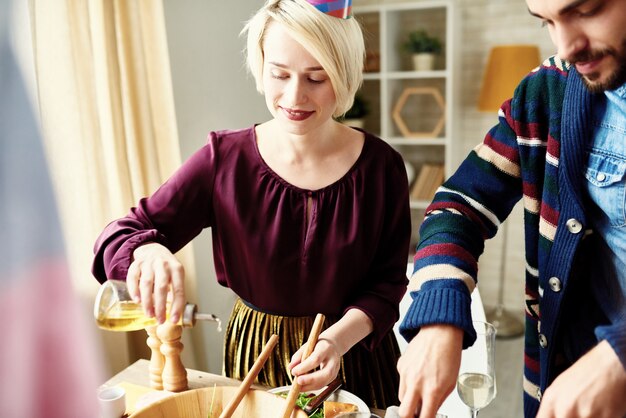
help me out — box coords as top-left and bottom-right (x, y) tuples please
(92, 126), (411, 348)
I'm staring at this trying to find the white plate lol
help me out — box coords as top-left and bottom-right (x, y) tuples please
(268, 385), (370, 414)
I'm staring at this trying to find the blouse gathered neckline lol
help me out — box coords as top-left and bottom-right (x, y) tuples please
(249, 124), (368, 194)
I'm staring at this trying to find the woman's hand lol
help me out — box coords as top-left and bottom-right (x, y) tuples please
(397, 324), (463, 418)
(536, 340), (626, 418)
(289, 308), (374, 392)
(126, 242), (186, 324)
(289, 337), (342, 392)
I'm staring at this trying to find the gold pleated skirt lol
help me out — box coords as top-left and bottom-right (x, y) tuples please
(223, 299), (401, 409)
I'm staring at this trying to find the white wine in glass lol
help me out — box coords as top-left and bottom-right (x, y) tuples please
(457, 321), (497, 417)
(457, 372), (496, 410)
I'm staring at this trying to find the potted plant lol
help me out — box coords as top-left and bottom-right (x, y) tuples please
(403, 29), (442, 71)
(339, 94), (369, 128)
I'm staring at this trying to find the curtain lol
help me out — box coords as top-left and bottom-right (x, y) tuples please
(28, 0), (200, 376)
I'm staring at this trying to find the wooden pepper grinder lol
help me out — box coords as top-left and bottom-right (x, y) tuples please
(156, 323), (188, 392)
(145, 325), (164, 390)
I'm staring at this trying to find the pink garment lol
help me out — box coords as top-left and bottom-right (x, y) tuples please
(0, 261), (103, 418)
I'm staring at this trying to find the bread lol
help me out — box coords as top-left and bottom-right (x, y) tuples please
(323, 400), (358, 418)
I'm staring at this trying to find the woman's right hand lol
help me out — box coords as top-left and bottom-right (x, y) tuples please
(397, 324), (463, 418)
(126, 242), (186, 325)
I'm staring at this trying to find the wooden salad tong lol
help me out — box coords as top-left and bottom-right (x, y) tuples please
(219, 334), (279, 418)
(280, 313), (326, 418)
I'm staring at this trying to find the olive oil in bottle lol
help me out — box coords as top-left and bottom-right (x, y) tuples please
(94, 280), (221, 332)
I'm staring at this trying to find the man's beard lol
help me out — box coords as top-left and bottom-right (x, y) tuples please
(572, 38), (626, 93)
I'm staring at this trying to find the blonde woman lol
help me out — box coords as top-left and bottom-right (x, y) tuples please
(92, 0), (410, 408)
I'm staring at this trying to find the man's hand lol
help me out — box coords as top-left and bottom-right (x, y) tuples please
(397, 324), (463, 418)
(537, 340), (626, 418)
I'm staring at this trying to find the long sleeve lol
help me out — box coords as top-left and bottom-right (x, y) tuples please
(348, 148), (411, 349)
(400, 96), (526, 348)
(596, 319), (626, 368)
(92, 139), (217, 282)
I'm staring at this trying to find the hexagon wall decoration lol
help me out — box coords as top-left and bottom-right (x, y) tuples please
(392, 87), (446, 138)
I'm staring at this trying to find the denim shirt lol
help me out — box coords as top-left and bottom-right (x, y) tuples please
(586, 83), (626, 362)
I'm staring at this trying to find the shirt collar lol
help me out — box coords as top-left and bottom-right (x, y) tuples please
(609, 82), (626, 99)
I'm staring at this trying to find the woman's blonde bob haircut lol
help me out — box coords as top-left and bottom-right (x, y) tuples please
(242, 0), (365, 118)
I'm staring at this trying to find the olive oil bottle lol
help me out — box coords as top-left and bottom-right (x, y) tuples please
(94, 280), (221, 332)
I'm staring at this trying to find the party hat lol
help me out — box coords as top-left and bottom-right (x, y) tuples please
(306, 0), (352, 19)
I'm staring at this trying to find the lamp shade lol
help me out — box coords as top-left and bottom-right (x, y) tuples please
(477, 45), (541, 112)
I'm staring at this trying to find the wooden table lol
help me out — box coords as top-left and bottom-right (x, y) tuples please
(104, 264), (484, 418)
(105, 325), (484, 416)
(103, 359), (386, 416)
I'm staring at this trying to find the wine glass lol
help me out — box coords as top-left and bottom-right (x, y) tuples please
(457, 321), (497, 417)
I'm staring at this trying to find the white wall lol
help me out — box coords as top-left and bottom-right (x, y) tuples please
(163, 0), (268, 374)
(163, 0), (558, 372)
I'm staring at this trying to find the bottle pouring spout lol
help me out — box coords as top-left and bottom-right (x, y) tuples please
(184, 303), (223, 332)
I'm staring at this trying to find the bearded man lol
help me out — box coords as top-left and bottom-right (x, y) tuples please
(397, 0), (626, 417)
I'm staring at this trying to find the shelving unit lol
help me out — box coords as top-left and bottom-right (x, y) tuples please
(354, 0), (459, 254)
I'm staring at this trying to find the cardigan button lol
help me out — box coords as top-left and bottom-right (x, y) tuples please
(539, 334), (548, 348)
(548, 277), (562, 292)
(566, 218), (583, 234)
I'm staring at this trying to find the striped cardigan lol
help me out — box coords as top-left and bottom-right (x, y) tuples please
(400, 56), (605, 417)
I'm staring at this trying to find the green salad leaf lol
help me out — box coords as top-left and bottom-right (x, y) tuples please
(279, 391), (324, 418)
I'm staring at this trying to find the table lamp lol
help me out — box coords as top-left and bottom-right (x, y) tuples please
(478, 45), (540, 337)
(478, 45), (541, 111)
